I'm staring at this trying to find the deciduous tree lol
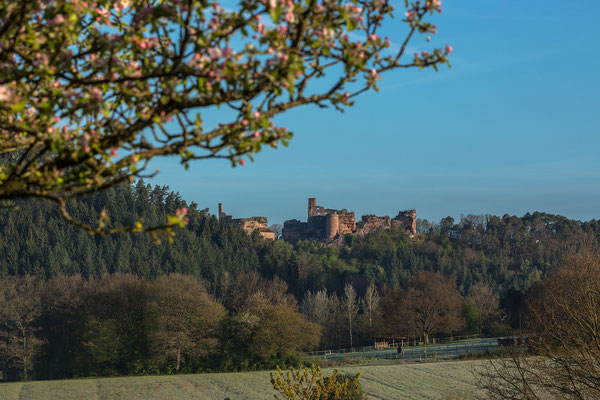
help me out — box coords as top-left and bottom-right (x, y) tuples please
(478, 251), (600, 399)
(467, 282), (501, 334)
(344, 283), (359, 348)
(359, 282), (381, 339)
(0, 276), (42, 380)
(403, 271), (464, 343)
(0, 0), (450, 235)
(147, 274), (224, 373)
(77, 273), (149, 376)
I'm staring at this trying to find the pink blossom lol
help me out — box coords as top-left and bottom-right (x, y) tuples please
(242, 119), (248, 126)
(445, 44), (453, 54)
(208, 17), (219, 30)
(240, 159), (246, 166)
(114, 0), (131, 13)
(253, 111), (260, 119)
(49, 14), (65, 26)
(96, 7), (110, 20)
(0, 85), (13, 102)
(284, 9), (295, 23)
(127, 60), (140, 70)
(176, 207), (188, 215)
(90, 87), (102, 102)
(253, 131), (260, 138)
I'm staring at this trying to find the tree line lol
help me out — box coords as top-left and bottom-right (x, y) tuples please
(0, 272), (319, 381)
(1, 181), (599, 379)
(0, 269), (500, 381)
(2, 182), (597, 302)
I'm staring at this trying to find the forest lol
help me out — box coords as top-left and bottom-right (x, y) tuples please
(1, 181), (598, 381)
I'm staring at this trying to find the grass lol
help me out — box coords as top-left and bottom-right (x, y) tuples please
(0, 359), (483, 399)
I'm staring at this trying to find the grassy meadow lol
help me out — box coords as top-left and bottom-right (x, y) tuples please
(0, 360), (483, 399)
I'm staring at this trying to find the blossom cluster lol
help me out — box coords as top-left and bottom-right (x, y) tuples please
(0, 0), (450, 211)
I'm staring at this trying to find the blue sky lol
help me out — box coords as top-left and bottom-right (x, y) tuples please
(151, 1), (600, 225)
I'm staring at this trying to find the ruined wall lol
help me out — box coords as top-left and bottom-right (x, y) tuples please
(257, 227), (275, 240)
(283, 199), (418, 243)
(305, 215), (327, 241)
(356, 215), (391, 236)
(282, 216), (328, 242)
(284, 198), (355, 242)
(218, 203), (233, 222)
(282, 219), (305, 242)
(308, 198), (322, 217)
(391, 209), (417, 238)
(338, 211), (356, 234)
(218, 204), (274, 240)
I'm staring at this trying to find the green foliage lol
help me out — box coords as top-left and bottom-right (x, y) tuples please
(0, 0), (448, 235)
(462, 299), (479, 335)
(1, 182), (599, 378)
(270, 365), (365, 400)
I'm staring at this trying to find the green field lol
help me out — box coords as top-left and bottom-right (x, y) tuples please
(0, 360), (482, 399)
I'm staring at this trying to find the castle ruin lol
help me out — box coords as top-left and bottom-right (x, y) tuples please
(282, 198), (416, 243)
(218, 203), (275, 240)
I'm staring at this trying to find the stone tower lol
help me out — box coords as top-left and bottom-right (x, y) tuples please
(326, 213), (340, 241)
(308, 197), (317, 217)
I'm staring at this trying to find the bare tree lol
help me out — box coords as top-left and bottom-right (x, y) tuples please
(224, 271), (297, 313)
(0, 276), (42, 380)
(302, 290), (332, 349)
(344, 284), (359, 348)
(302, 289), (346, 349)
(404, 271), (464, 344)
(269, 224), (283, 239)
(478, 251), (600, 399)
(302, 290), (331, 327)
(360, 283), (381, 339)
(467, 282), (502, 334)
